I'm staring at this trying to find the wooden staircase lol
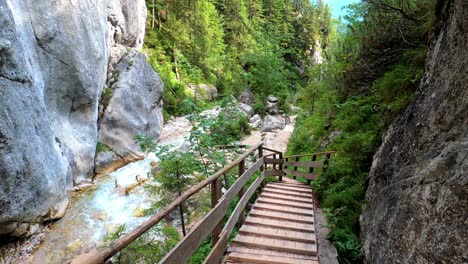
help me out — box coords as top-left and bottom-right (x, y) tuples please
(72, 143), (335, 264)
(226, 178), (319, 264)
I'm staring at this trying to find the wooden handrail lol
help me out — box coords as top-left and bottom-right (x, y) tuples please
(283, 151), (336, 159)
(72, 142), (264, 264)
(262, 146), (282, 154)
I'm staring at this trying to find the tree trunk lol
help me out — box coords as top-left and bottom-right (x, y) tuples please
(173, 45), (180, 81)
(179, 204), (186, 236)
(151, 0), (155, 29)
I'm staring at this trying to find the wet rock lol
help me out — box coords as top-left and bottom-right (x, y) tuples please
(261, 115), (285, 132)
(239, 103), (255, 118)
(266, 95), (279, 115)
(239, 89), (255, 105)
(0, 222), (18, 235)
(361, 1), (468, 262)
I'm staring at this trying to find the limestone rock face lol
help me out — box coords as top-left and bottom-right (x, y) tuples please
(361, 1), (468, 262)
(0, 0), (109, 233)
(97, 52), (164, 175)
(0, 0), (163, 235)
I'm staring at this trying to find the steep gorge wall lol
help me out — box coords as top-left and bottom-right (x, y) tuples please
(0, 0), (163, 236)
(361, 0), (468, 262)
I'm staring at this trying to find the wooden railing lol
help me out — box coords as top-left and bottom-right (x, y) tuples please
(72, 145), (334, 264)
(72, 142), (268, 264)
(282, 151), (335, 184)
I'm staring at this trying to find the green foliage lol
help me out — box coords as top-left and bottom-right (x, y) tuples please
(287, 1), (435, 263)
(96, 141), (110, 153)
(104, 224), (181, 263)
(100, 87), (113, 110)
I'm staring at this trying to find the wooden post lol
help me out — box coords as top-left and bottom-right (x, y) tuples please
(273, 154), (277, 170)
(279, 153), (283, 182)
(307, 155), (317, 185)
(323, 153), (332, 173)
(237, 159), (246, 228)
(258, 145), (265, 188)
(293, 157), (299, 179)
(285, 157), (288, 170)
(211, 178), (222, 245)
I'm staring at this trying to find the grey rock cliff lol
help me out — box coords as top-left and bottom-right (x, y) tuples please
(0, 0), (163, 236)
(96, 0), (164, 174)
(360, 0), (468, 262)
(96, 52), (163, 175)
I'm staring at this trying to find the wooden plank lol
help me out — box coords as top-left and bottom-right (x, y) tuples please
(269, 182), (313, 190)
(283, 161), (323, 168)
(72, 142), (265, 264)
(228, 251), (319, 264)
(232, 234), (317, 256)
(257, 197), (314, 210)
(249, 209), (315, 224)
(265, 185), (312, 194)
(259, 193), (313, 204)
(203, 174), (265, 264)
(264, 170), (284, 177)
(228, 245), (319, 261)
(239, 224), (317, 243)
(253, 203), (314, 216)
(283, 169), (318, 180)
(283, 151), (335, 159)
(245, 217), (315, 233)
(159, 159), (264, 264)
(262, 189), (312, 199)
(264, 158), (284, 164)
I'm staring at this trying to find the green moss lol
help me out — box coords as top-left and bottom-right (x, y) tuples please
(96, 142), (110, 153)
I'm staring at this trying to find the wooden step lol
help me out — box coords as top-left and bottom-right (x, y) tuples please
(260, 192), (313, 204)
(232, 234), (318, 256)
(253, 203), (314, 216)
(227, 251), (319, 264)
(244, 216), (315, 233)
(271, 182), (312, 189)
(249, 209), (315, 224)
(268, 182), (312, 191)
(228, 245), (319, 261)
(262, 188), (312, 199)
(265, 184), (312, 194)
(257, 197), (314, 210)
(239, 224), (316, 243)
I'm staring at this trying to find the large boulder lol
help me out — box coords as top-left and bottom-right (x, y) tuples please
(361, 1), (468, 262)
(266, 95), (279, 115)
(96, 52), (164, 175)
(238, 103), (255, 118)
(239, 89), (255, 105)
(261, 115), (285, 132)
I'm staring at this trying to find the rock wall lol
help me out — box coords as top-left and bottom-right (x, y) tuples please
(0, 0), (163, 236)
(360, 0), (468, 263)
